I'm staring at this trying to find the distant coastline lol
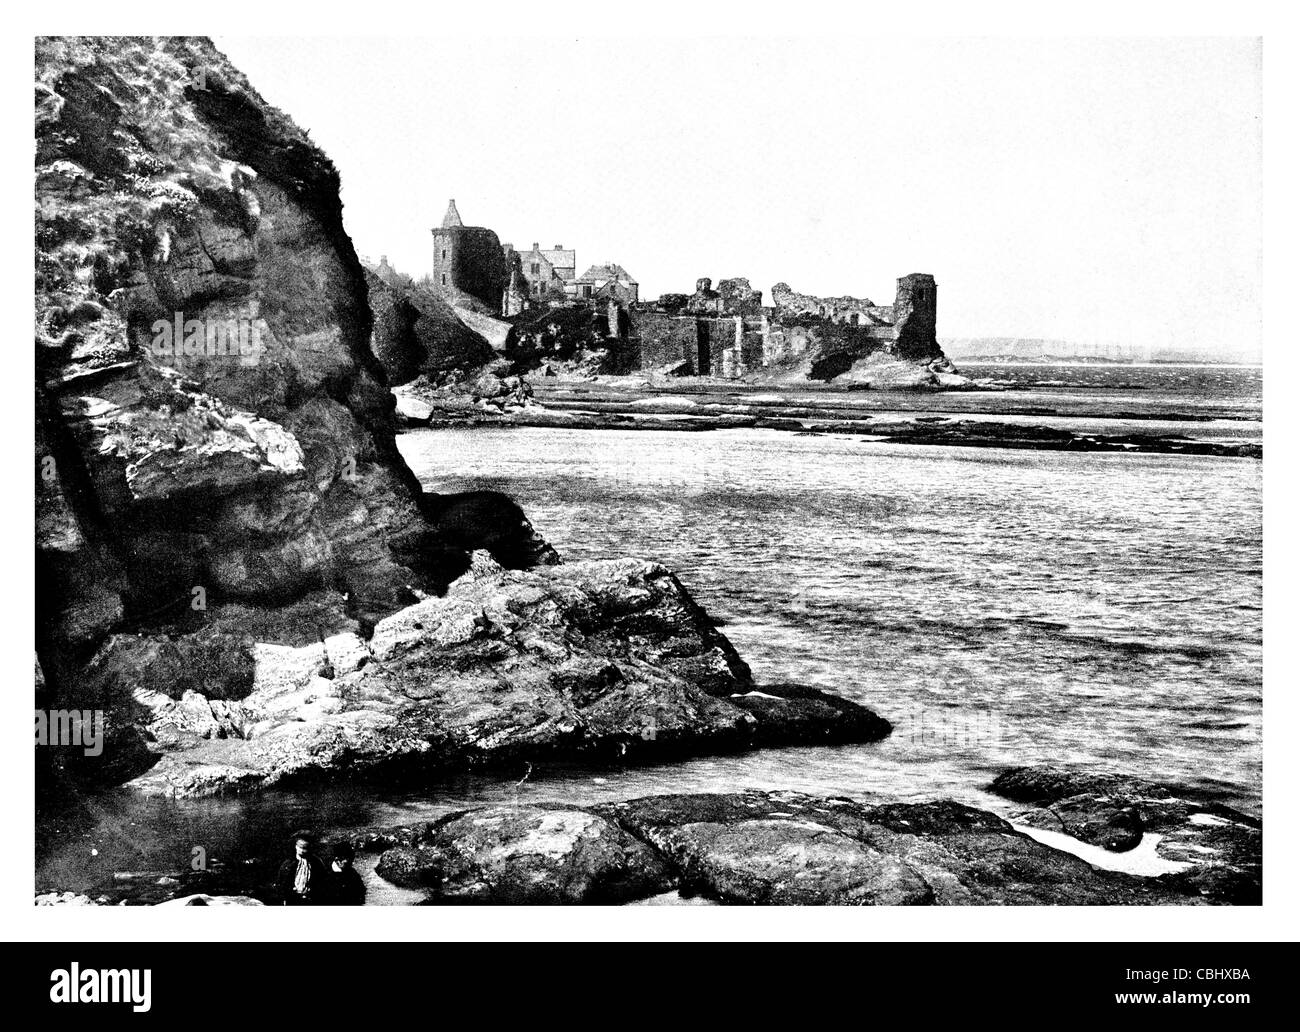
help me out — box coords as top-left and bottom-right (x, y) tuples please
(955, 359), (1264, 369)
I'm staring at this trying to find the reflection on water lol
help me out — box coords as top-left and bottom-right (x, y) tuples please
(37, 371), (1263, 902)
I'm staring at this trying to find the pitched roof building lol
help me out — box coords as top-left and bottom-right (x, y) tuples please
(506, 242), (577, 300)
(573, 263), (639, 304)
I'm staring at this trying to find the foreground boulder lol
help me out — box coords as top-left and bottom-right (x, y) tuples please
(367, 786), (1257, 905)
(596, 792), (1202, 906)
(991, 766), (1261, 903)
(378, 806), (672, 904)
(119, 554), (890, 797)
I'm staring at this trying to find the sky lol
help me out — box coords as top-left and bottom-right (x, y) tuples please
(214, 36), (1262, 358)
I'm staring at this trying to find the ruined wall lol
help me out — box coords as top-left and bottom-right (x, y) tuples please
(771, 282), (885, 325)
(768, 321), (899, 380)
(683, 277), (760, 317)
(629, 272), (940, 378)
(631, 310), (702, 372)
(716, 278), (763, 315)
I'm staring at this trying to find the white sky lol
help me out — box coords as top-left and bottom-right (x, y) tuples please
(214, 35), (1262, 357)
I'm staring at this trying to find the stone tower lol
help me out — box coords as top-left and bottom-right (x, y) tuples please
(892, 273), (939, 359)
(430, 199), (510, 310)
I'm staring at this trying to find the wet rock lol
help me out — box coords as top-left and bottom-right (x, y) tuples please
(597, 791), (1219, 905)
(120, 558), (890, 797)
(992, 766), (1261, 903)
(834, 352), (967, 389)
(419, 491), (559, 570)
(352, 789), (1247, 906)
(392, 390), (434, 425)
(383, 806), (674, 904)
(375, 846), (445, 889)
(726, 683), (892, 745)
(641, 813), (933, 905)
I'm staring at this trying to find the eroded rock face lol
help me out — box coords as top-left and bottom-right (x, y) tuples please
(118, 555), (890, 797)
(36, 37), (439, 665)
(991, 766), (1261, 903)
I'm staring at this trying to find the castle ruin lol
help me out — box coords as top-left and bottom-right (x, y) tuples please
(431, 199), (940, 380)
(630, 274), (940, 379)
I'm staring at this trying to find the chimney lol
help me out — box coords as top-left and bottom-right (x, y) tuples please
(532, 242), (539, 251)
(554, 244), (562, 250)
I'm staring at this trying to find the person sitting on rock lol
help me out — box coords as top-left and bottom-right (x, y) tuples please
(324, 842), (366, 906)
(276, 832), (326, 906)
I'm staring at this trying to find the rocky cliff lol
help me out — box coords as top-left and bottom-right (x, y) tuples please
(34, 37), (888, 797)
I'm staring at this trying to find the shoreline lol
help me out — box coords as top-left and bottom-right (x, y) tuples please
(35, 765), (1261, 907)
(393, 375), (1262, 459)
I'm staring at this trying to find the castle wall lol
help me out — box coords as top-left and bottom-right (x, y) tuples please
(632, 310), (701, 371)
(625, 272), (937, 378)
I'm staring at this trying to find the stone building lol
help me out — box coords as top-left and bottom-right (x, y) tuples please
(372, 255), (403, 289)
(506, 242), (577, 302)
(573, 263), (639, 304)
(430, 199), (510, 310)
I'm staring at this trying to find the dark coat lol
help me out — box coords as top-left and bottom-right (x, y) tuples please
(276, 854), (328, 905)
(325, 865), (366, 906)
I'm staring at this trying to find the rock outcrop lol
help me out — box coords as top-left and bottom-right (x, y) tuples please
(391, 365), (534, 426)
(35, 37), (880, 798)
(991, 766), (1261, 904)
(106, 553), (888, 797)
(364, 266), (496, 387)
(362, 777), (1259, 905)
(377, 806), (673, 904)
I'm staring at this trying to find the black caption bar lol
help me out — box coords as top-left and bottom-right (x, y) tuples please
(7, 941), (1283, 1021)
